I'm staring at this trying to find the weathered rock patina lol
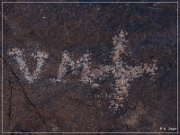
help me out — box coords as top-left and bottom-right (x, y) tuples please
(2, 1), (178, 133)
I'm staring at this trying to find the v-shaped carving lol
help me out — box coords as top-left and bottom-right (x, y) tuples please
(8, 48), (48, 83)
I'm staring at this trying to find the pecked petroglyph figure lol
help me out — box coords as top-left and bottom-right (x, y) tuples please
(8, 48), (48, 83)
(8, 30), (158, 110)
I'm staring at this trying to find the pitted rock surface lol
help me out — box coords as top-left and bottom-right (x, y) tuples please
(2, 1), (178, 133)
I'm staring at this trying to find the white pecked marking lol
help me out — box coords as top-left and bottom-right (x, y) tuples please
(8, 30), (158, 111)
(8, 48), (48, 83)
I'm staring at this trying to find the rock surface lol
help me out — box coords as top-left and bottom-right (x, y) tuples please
(1, 1), (178, 133)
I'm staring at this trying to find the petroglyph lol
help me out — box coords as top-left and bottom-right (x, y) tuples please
(109, 31), (158, 110)
(8, 30), (158, 110)
(51, 51), (92, 83)
(8, 48), (48, 83)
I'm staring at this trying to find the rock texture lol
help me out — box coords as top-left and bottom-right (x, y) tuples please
(1, 1), (178, 134)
